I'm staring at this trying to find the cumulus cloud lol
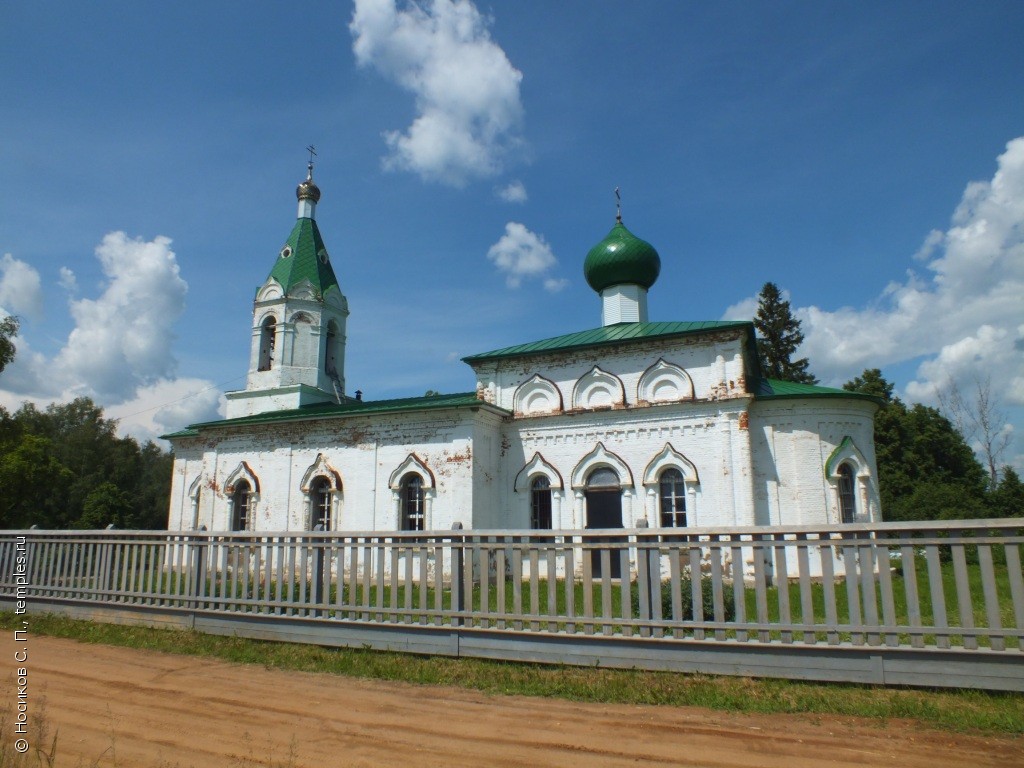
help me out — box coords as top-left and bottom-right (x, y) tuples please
(725, 137), (1024, 468)
(350, 0), (525, 186)
(105, 377), (225, 444)
(487, 222), (564, 290)
(0, 253), (43, 319)
(0, 232), (221, 444)
(496, 180), (528, 203)
(798, 138), (1024, 393)
(51, 232), (188, 401)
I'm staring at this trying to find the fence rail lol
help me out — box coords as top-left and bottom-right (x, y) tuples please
(2, 520), (1022, 690)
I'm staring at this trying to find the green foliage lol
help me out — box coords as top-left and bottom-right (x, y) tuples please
(753, 282), (817, 384)
(844, 369), (991, 521)
(0, 397), (172, 529)
(0, 315), (17, 375)
(0, 434), (74, 528)
(991, 466), (1024, 518)
(78, 481), (135, 529)
(631, 578), (737, 622)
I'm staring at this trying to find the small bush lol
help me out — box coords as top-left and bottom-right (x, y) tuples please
(631, 578), (736, 622)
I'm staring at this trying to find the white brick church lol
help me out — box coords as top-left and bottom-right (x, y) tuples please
(165, 165), (881, 536)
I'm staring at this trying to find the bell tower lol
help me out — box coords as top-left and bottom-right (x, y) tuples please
(225, 157), (350, 419)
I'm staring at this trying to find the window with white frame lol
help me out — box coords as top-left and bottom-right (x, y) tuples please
(658, 468), (687, 527)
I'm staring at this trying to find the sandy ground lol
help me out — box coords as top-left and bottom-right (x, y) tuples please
(1, 635), (1020, 768)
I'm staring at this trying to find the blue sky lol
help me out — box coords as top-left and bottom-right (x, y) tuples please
(2, 1), (1023, 471)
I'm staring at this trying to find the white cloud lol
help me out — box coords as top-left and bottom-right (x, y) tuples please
(48, 232), (187, 401)
(0, 232), (220, 444)
(543, 277), (569, 293)
(58, 266), (77, 293)
(721, 295), (759, 323)
(105, 377), (225, 445)
(496, 180), (528, 203)
(487, 222), (562, 289)
(724, 137), (1024, 470)
(0, 253), (43, 319)
(350, 0), (525, 186)
(798, 137), (1024, 391)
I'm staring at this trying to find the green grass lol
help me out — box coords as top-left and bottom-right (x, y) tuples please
(2, 611), (1022, 737)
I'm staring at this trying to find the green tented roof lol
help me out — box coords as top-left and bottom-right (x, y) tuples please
(464, 321), (753, 363)
(752, 378), (882, 404)
(265, 217), (339, 296)
(163, 391), (503, 439)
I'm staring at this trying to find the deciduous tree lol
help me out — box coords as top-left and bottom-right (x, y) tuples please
(0, 315), (18, 375)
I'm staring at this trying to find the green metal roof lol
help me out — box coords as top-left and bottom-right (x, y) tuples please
(752, 378), (882, 404)
(464, 320), (753, 363)
(583, 221), (661, 292)
(163, 391), (503, 439)
(265, 217), (339, 296)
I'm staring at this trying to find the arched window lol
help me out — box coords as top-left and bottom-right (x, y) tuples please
(401, 473), (425, 531)
(310, 477), (332, 530)
(232, 480), (252, 531)
(257, 317), (276, 371)
(325, 321), (339, 377)
(838, 463), (856, 523)
(659, 468), (687, 527)
(531, 476), (552, 530)
(586, 467), (620, 490)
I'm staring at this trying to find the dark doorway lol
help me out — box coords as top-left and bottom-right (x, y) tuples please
(585, 468), (623, 578)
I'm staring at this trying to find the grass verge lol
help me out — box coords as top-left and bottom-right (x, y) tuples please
(3, 611), (1022, 736)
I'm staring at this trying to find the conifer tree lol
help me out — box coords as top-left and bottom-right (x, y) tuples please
(753, 282), (817, 383)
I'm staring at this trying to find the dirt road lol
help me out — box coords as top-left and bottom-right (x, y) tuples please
(2, 635), (1020, 767)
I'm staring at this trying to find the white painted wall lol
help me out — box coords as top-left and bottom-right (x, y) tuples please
(170, 331), (879, 542)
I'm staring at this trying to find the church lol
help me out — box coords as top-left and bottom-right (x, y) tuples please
(164, 164), (881, 538)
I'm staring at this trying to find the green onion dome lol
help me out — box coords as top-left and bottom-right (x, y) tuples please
(583, 221), (661, 293)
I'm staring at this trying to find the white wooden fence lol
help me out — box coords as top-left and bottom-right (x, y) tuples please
(1, 519), (1022, 690)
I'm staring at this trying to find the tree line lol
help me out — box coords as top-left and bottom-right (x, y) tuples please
(0, 398), (172, 530)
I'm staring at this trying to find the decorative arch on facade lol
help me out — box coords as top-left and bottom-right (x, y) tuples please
(223, 461), (260, 532)
(255, 280), (284, 302)
(824, 436), (872, 480)
(512, 374), (563, 417)
(513, 452), (564, 492)
(299, 453), (343, 493)
(185, 474), (204, 530)
(289, 311), (315, 325)
(637, 359), (694, 404)
(289, 278), (318, 301)
(641, 443), (701, 527)
(824, 436), (878, 523)
(187, 474), (204, 502)
(223, 461), (260, 496)
(572, 366), (625, 410)
(570, 442), (633, 490)
(388, 453), (436, 490)
(255, 309), (279, 327)
(642, 443), (700, 486)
